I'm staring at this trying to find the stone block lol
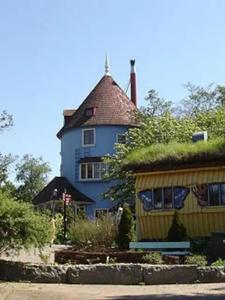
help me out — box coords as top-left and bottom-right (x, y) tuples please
(67, 264), (143, 284)
(197, 267), (225, 283)
(0, 260), (68, 283)
(143, 265), (198, 285)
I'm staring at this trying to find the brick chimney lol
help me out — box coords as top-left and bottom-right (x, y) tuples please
(130, 59), (137, 106)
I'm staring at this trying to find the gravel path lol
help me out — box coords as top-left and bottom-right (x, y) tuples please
(0, 282), (225, 300)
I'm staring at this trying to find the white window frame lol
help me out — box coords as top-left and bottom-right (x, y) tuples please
(79, 162), (106, 181)
(116, 133), (126, 144)
(82, 128), (96, 147)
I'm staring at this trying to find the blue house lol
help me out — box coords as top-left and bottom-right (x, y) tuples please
(33, 58), (138, 218)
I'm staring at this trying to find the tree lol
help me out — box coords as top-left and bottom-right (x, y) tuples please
(16, 154), (51, 202)
(140, 89), (173, 117)
(178, 83), (225, 117)
(0, 110), (13, 131)
(117, 205), (135, 249)
(0, 190), (53, 255)
(103, 84), (225, 205)
(0, 153), (15, 187)
(167, 211), (188, 241)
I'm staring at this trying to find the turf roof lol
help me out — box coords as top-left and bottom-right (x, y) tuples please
(123, 138), (225, 173)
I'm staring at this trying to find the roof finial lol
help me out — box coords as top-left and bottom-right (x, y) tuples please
(105, 54), (110, 75)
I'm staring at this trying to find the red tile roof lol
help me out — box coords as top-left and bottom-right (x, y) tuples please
(57, 75), (138, 138)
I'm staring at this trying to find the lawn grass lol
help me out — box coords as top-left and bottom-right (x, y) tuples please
(123, 138), (225, 171)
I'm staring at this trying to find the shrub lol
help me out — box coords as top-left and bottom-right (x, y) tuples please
(69, 214), (117, 248)
(185, 254), (207, 266)
(167, 211), (188, 241)
(211, 258), (225, 267)
(0, 191), (53, 255)
(142, 252), (163, 264)
(117, 205), (135, 249)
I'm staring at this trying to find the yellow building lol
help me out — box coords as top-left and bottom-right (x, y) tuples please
(124, 140), (225, 240)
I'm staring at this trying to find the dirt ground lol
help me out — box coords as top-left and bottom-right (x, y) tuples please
(0, 282), (225, 300)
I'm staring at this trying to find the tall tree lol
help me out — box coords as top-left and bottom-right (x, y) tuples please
(16, 154), (51, 202)
(103, 84), (225, 205)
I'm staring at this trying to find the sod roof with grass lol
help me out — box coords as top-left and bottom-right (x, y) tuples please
(123, 138), (225, 173)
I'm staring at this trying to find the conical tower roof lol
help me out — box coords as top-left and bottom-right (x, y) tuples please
(57, 74), (138, 138)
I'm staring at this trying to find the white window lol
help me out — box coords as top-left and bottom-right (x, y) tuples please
(82, 128), (95, 147)
(79, 162), (108, 181)
(116, 133), (126, 144)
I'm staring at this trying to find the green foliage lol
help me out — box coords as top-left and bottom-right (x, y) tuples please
(117, 205), (135, 249)
(103, 83), (225, 205)
(211, 258), (225, 267)
(16, 154), (51, 202)
(167, 211), (188, 242)
(69, 215), (117, 248)
(142, 252), (163, 264)
(0, 191), (53, 255)
(0, 110), (13, 131)
(0, 154), (15, 187)
(186, 255), (207, 266)
(123, 138), (225, 169)
(53, 213), (64, 244)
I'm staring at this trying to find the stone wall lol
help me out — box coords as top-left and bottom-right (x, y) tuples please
(1, 260), (225, 284)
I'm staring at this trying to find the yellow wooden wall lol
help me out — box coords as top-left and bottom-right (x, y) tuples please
(135, 167), (225, 240)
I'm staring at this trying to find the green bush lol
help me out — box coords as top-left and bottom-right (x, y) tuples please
(167, 211), (188, 241)
(142, 252), (163, 264)
(117, 205), (135, 249)
(185, 254), (207, 266)
(211, 258), (225, 267)
(69, 214), (117, 248)
(0, 191), (53, 255)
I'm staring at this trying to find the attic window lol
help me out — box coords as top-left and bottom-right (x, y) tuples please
(85, 107), (96, 117)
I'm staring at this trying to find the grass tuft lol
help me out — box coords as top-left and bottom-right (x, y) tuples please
(123, 138), (225, 171)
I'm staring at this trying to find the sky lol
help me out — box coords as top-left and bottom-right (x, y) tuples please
(1, 0), (225, 181)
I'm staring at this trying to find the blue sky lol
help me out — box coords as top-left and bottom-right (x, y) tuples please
(1, 0), (225, 180)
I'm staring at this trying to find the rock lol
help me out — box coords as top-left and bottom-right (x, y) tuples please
(143, 265), (198, 284)
(197, 267), (225, 283)
(0, 260), (68, 283)
(67, 264), (143, 284)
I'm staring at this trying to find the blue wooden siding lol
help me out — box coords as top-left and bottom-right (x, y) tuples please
(60, 125), (129, 217)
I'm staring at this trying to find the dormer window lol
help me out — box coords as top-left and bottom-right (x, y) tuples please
(82, 128), (96, 147)
(85, 107), (96, 117)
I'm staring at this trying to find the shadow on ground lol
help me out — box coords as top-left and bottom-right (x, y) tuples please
(102, 294), (225, 300)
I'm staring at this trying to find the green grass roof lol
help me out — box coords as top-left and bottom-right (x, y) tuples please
(123, 138), (225, 172)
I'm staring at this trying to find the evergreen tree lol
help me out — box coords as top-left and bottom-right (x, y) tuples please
(117, 205), (134, 249)
(167, 211), (188, 241)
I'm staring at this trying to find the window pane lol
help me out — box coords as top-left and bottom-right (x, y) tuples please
(87, 163), (93, 179)
(81, 164), (86, 179)
(84, 129), (94, 145)
(94, 163), (100, 179)
(209, 184), (220, 206)
(221, 184), (225, 205)
(154, 188), (162, 209)
(164, 188), (173, 208)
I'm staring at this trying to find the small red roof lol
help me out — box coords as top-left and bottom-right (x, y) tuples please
(57, 75), (138, 138)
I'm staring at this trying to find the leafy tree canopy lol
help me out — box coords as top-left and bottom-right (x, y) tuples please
(16, 154), (51, 202)
(103, 83), (225, 204)
(0, 190), (53, 255)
